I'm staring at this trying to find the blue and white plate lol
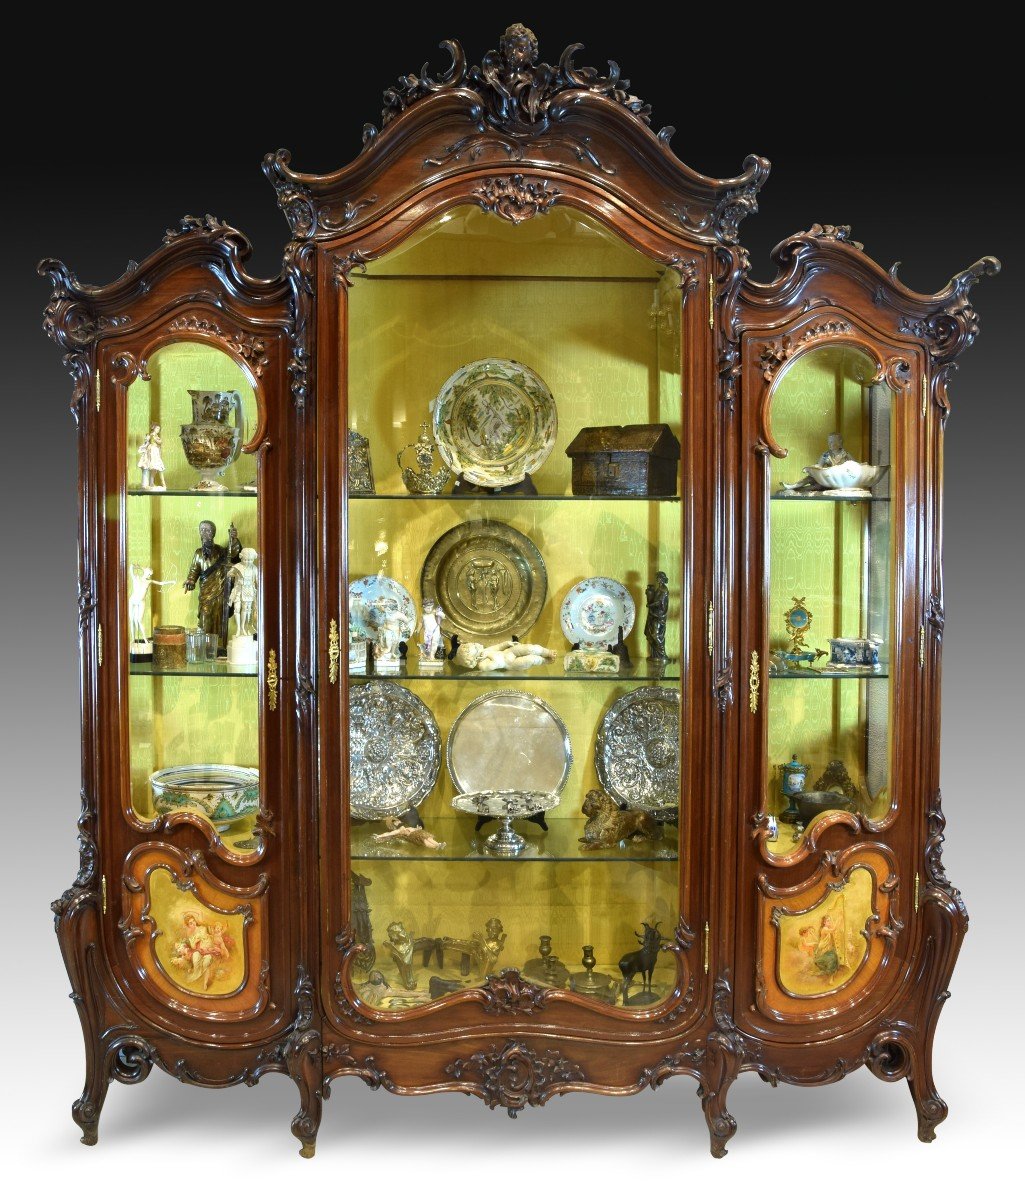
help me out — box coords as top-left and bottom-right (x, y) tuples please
(560, 576), (635, 649)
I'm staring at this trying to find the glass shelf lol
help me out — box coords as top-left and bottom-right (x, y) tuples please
(349, 662), (680, 684)
(769, 668), (889, 680)
(130, 661), (258, 678)
(350, 816), (679, 863)
(771, 492), (890, 503)
(349, 493), (680, 503)
(128, 488), (258, 498)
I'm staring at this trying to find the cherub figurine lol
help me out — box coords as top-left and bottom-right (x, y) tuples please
(137, 424), (166, 491)
(227, 548), (259, 639)
(454, 639), (556, 672)
(372, 816), (447, 851)
(419, 599), (446, 664)
(128, 564), (176, 646)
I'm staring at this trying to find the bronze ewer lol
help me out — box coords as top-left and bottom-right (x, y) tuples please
(180, 389), (244, 492)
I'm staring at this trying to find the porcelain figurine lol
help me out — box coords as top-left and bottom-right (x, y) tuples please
(644, 571), (669, 661)
(137, 424), (167, 491)
(372, 817), (447, 851)
(579, 788), (660, 850)
(418, 599), (446, 669)
(226, 548), (259, 665)
(128, 564), (176, 658)
(366, 597), (407, 674)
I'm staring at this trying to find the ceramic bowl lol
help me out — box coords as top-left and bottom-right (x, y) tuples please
(805, 461), (889, 493)
(792, 790), (854, 823)
(150, 764), (260, 830)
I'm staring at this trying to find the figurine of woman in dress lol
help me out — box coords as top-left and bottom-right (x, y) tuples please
(138, 424), (167, 491)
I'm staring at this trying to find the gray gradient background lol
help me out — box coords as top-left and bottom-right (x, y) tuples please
(1, 15), (1019, 1193)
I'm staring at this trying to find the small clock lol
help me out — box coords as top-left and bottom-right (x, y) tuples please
(784, 597), (813, 647)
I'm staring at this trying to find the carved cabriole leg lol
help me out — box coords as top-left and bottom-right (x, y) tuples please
(699, 974), (745, 1158)
(281, 966), (323, 1158)
(53, 885), (108, 1144)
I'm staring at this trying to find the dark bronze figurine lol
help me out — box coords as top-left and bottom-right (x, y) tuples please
(619, 920), (667, 1005)
(644, 570), (669, 661)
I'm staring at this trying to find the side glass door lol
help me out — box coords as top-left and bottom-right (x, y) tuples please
(342, 206), (685, 1011)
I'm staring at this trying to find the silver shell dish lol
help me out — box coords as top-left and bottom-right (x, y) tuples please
(595, 685), (680, 812)
(349, 680), (441, 819)
(447, 690), (572, 798)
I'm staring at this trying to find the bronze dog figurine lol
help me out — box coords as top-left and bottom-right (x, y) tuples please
(579, 789), (660, 850)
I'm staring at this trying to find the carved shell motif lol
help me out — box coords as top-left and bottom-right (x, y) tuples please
(446, 1040), (584, 1116)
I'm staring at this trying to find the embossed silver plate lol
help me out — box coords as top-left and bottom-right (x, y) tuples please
(595, 685), (680, 812)
(349, 680), (441, 819)
(421, 519), (547, 640)
(451, 789), (561, 819)
(447, 690), (572, 797)
(432, 358), (558, 487)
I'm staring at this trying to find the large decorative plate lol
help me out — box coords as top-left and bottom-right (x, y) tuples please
(421, 519), (546, 640)
(349, 681), (440, 819)
(561, 577), (636, 649)
(432, 359), (557, 487)
(447, 691), (572, 797)
(349, 575), (416, 641)
(595, 685), (680, 812)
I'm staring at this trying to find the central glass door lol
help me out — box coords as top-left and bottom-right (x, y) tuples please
(342, 206), (685, 1011)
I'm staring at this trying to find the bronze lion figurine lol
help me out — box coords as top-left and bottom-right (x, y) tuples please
(579, 789), (660, 850)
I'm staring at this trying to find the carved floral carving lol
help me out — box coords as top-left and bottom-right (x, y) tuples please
(760, 320), (854, 381)
(163, 214), (232, 244)
(479, 969), (548, 1015)
(474, 174), (559, 223)
(925, 791), (968, 921)
(446, 1040), (584, 1116)
(167, 315), (269, 377)
(805, 223), (864, 251)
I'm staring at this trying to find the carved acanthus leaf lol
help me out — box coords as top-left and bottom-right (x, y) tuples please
(38, 258), (131, 351)
(805, 223), (864, 251)
(480, 969), (548, 1015)
(262, 153), (378, 239)
(364, 24), (651, 144)
(167, 315), (269, 377)
(446, 1040), (585, 1117)
(925, 791), (968, 921)
(892, 256), (1000, 363)
(760, 320), (854, 382)
(474, 174), (559, 223)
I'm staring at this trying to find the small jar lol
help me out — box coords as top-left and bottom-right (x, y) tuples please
(152, 625), (187, 670)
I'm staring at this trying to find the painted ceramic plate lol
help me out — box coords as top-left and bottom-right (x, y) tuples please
(349, 575), (416, 642)
(447, 691), (572, 797)
(348, 680), (441, 819)
(432, 359), (557, 487)
(560, 576), (636, 649)
(595, 685), (680, 812)
(421, 519), (547, 640)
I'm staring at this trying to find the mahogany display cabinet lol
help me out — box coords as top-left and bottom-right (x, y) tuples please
(40, 23), (998, 1158)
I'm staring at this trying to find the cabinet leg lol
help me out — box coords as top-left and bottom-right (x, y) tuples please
(908, 1060), (948, 1143)
(698, 1039), (742, 1158)
(286, 1037), (323, 1158)
(72, 1069), (109, 1147)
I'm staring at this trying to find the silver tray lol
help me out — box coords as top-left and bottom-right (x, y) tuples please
(595, 685), (680, 812)
(447, 690), (572, 797)
(451, 789), (561, 819)
(349, 680), (440, 819)
(421, 519), (547, 641)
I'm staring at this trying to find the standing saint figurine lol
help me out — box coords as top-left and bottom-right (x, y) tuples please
(183, 520), (241, 656)
(644, 570), (669, 662)
(227, 548), (259, 640)
(137, 424), (167, 491)
(128, 564), (176, 647)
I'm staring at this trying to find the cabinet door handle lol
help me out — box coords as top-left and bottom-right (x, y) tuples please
(266, 650), (279, 712)
(328, 619), (340, 685)
(749, 650), (760, 713)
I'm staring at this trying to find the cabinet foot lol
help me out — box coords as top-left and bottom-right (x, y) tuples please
(299, 1138), (317, 1159)
(909, 1073), (948, 1142)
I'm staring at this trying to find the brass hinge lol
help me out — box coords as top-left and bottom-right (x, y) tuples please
(328, 619), (340, 685)
(707, 274), (715, 329)
(707, 602), (714, 658)
(101, 874), (108, 915)
(97, 623), (103, 667)
(267, 649), (279, 711)
(914, 871), (920, 914)
(748, 650), (760, 713)
(703, 921), (710, 974)
(921, 374), (928, 417)
(919, 625), (925, 667)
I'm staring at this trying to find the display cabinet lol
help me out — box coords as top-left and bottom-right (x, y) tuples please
(41, 24), (997, 1157)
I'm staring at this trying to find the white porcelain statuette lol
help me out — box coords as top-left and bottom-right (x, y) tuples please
(128, 564), (176, 660)
(137, 424), (167, 491)
(418, 600), (446, 670)
(226, 548), (259, 666)
(453, 639), (556, 672)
